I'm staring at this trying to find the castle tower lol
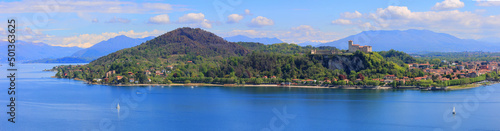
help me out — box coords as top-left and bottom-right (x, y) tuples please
(348, 40), (353, 52)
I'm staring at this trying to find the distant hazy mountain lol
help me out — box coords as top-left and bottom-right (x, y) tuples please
(317, 29), (500, 52)
(478, 37), (500, 43)
(224, 35), (283, 45)
(0, 41), (82, 62)
(25, 57), (94, 63)
(72, 35), (155, 59)
(298, 41), (324, 47)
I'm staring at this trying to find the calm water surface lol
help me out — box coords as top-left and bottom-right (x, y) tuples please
(0, 64), (499, 130)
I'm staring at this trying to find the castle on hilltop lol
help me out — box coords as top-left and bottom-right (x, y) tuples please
(311, 40), (372, 55)
(347, 40), (372, 53)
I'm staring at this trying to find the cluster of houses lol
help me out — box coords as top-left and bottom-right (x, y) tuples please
(372, 61), (499, 85)
(94, 65), (176, 84)
(411, 61), (497, 79)
(270, 61), (500, 86)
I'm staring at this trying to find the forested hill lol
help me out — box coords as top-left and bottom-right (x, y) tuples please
(90, 27), (249, 65)
(56, 27), (424, 85)
(236, 42), (338, 54)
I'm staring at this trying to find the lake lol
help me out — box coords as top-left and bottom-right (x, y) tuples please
(1, 64), (499, 130)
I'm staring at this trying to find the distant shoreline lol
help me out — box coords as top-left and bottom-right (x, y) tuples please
(445, 81), (499, 90)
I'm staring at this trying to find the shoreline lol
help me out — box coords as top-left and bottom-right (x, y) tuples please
(445, 81), (499, 90)
(56, 76), (498, 91)
(108, 83), (394, 90)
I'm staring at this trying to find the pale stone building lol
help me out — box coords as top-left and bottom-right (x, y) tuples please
(347, 40), (372, 53)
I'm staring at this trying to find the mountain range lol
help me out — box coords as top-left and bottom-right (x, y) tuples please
(0, 41), (83, 62)
(316, 29), (500, 53)
(71, 35), (155, 59)
(26, 35), (155, 63)
(224, 35), (283, 45)
(297, 41), (324, 47)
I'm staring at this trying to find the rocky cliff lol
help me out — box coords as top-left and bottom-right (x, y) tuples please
(310, 54), (366, 73)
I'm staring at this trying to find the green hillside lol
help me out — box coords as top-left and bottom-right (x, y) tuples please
(55, 27), (427, 86)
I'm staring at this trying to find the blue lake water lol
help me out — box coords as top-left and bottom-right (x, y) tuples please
(1, 64), (500, 130)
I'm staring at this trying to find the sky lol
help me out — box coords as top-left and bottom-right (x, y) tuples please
(1, 0), (500, 48)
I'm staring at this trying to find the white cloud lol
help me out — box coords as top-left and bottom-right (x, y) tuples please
(331, 19), (353, 25)
(148, 14), (170, 24)
(0, 26), (54, 43)
(200, 19), (212, 28)
(475, 9), (487, 14)
(375, 6), (412, 19)
(179, 13), (205, 23)
(341, 11), (362, 19)
(16, 27), (51, 43)
(178, 13), (212, 28)
(476, 1), (500, 6)
(248, 16), (274, 27)
(142, 3), (173, 11)
(106, 17), (131, 23)
(335, 5), (500, 40)
(244, 9), (252, 15)
(432, 0), (464, 11)
(227, 14), (243, 23)
(0, 0), (180, 14)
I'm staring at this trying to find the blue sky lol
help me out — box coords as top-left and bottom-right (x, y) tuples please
(1, 0), (500, 48)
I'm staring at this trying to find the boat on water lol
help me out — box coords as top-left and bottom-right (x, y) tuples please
(452, 106), (456, 114)
(117, 103), (120, 110)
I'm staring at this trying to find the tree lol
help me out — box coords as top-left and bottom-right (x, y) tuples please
(339, 74), (347, 80)
(173, 72), (180, 78)
(164, 79), (172, 84)
(357, 73), (365, 80)
(255, 78), (264, 85)
(184, 80), (191, 84)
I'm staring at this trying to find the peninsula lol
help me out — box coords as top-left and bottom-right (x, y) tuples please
(53, 27), (500, 90)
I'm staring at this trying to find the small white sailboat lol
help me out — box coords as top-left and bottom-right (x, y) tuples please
(452, 106), (456, 114)
(117, 103), (121, 110)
